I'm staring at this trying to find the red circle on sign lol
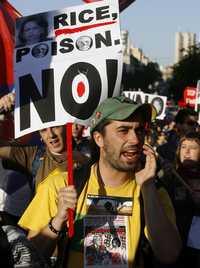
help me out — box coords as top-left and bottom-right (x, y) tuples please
(77, 82), (85, 97)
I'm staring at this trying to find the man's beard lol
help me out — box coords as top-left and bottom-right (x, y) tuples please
(103, 147), (140, 172)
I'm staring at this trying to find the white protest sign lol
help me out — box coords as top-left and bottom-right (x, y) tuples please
(195, 80), (200, 111)
(195, 81), (200, 124)
(123, 91), (167, 120)
(14, 0), (122, 138)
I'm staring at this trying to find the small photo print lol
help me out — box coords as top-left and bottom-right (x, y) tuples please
(87, 195), (133, 216)
(84, 215), (128, 268)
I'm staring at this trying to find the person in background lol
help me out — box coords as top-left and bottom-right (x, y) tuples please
(72, 123), (92, 161)
(0, 92), (87, 187)
(158, 132), (200, 267)
(156, 131), (167, 147)
(174, 132), (200, 268)
(0, 94), (86, 267)
(157, 107), (199, 162)
(0, 160), (33, 224)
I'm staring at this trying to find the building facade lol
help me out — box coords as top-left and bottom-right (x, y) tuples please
(121, 30), (131, 64)
(175, 32), (196, 63)
(121, 30), (150, 65)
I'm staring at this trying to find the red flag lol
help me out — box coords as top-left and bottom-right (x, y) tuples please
(0, 0), (21, 95)
(83, 0), (136, 12)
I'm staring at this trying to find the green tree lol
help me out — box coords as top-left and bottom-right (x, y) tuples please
(122, 55), (162, 92)
(170, 44), (200, 102)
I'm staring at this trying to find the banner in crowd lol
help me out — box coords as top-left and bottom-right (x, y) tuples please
(183, 86), (196, 108)
(195, 81), (200, 111)
(123, 91), (167, 120)
(195, 80), (200, 124)
(14, 0), (122, 138)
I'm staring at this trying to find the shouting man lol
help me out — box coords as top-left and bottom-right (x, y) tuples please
(18, 96), (182, 267)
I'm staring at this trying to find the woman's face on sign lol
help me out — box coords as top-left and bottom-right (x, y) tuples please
(23, 21), (44, 45)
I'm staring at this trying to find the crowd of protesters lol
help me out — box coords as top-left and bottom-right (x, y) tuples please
(0, 91), (200, 268)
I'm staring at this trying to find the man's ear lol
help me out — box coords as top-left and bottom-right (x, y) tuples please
(93, 131), (104, 148)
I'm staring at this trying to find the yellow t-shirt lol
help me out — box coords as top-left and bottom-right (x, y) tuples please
(19, 165), (176, 268)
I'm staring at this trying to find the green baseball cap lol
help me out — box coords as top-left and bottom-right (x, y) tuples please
(90, 96), (157, 132)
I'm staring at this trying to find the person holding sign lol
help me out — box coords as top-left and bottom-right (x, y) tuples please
(0, 124), (65, 186)
(18, 96), (181, 267)
(0, 93), (88, 188)
(72, 123), (92, 161)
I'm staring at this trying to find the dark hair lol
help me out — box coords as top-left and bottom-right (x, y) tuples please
(112, 237), (121, 248)
(31, 43), (49, 58)
(175, 108), (198, 124)
(18, 15), (49, 45)
(90, 119), (112, 162)
(90, 112), (147, 162)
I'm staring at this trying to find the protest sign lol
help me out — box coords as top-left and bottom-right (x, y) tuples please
(183, 86), (196, 108)
(195, 81), (200, 111)
(195, 80), (200, 124)
(123, 91), (167, 120)
(14, 0), (122, 138)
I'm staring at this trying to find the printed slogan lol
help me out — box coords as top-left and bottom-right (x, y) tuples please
(14, 0), (122, 137)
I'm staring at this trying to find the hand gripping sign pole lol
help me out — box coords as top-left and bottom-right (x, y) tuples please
(66, 123), (74, 237)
